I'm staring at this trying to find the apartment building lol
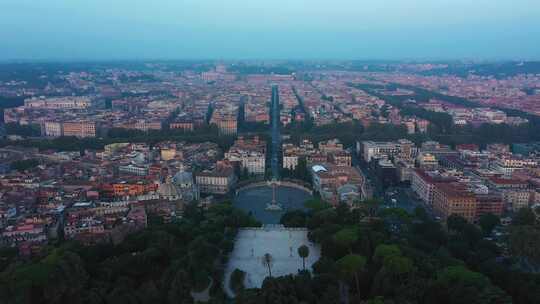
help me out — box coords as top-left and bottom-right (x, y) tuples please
(210, 106), (238, 135)
(411, 169), (456, 205)
(170, 121), (194, 132)
(433, 183), (477, 222)
(225, 136), (266, 175)
(196, 161), (237, 195)
(282, 140), (317, 170)
(42, 121), (63, 137)
(118, 164), (149, 176)
(63, 121), (97, 138)
(311, 163), (364, 204)
(475, 193), (504, 218)
(359, 139), (416, 162)
(43, 121), (97, 138)
(488, 177), (532, 211)
(417, 152), (439, 170)
(217, 118), (237, 136)
(24, 96), (92, 109)
(491, 157), (537, 177)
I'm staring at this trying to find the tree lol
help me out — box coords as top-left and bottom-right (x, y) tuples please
(188, 237), (219, 265)
(230, 268), (246, 294)
(439, 264), (487, 285)
(509, 225), (540, 265)
(312, 257), (336, 275)
(10, 159), (39, 172)
(366, 297), (387, 304)
(294, 157), (309, 182)
(239, 167), (249, 181)
(280, 210), (308, 227)
(166, 269), (193, 304)
(304, 198), (332, 212)
(336, 254), (366, 301)
(333, 228), (359, 253)
(461, 223), (483, 248)
(428, 266), (511, 304)
(360, 198), (382, 217)
(0, 201), (264, 304)
(0, 247), (18, 272)
(513, 208), (536, 226)
(372, 244), (414, 290)
(414, 206), (429, 221)
(5, 122), (40, 137)
(373, 244), (401, 264)
(382, 255), (414, 277)
(478, 214), (500, 236)
(262, 253), (273, 277)
(43, 251), (89, 303)
(193, 270), (210, 292)
(446, 214), (468, 233)
(298, 245), (310, 271)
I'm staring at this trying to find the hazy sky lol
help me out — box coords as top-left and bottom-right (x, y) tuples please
(1, 0), (540, 60)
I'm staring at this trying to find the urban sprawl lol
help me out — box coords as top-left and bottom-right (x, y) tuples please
(1, 61), (539, 261)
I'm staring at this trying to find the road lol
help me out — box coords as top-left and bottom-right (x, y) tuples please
(270, 85), (281, 180)
(381, 186), (439, 220)
(350, 150), (374, 199)
(382, 187), (419, 213)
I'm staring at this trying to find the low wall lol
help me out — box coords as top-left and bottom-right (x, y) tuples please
(235, 180), (313, 195)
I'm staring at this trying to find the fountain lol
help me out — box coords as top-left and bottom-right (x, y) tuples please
(265, 179), (283, 211)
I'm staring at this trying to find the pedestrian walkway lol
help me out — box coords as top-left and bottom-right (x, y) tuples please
(223, 226), (321, 297)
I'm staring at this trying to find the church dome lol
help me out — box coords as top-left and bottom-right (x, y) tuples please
(158, 181), (180, 199)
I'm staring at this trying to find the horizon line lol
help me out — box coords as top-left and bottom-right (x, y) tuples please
(1, 58), (540, 64)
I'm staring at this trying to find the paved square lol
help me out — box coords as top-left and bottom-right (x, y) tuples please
(224, 225), (321, 297)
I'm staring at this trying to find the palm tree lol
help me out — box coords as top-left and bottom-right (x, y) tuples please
(262, 253), (273, 277)
(297, 245), (310, 271)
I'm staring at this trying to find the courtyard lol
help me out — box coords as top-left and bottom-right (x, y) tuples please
(224, 225), (321, 297)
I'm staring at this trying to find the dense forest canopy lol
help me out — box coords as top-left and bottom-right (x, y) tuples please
(0, 202), (261, 304)
(2, 199), (540, 303)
